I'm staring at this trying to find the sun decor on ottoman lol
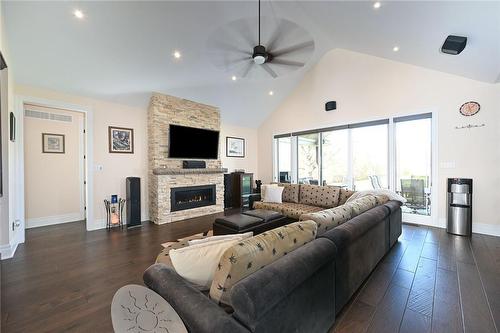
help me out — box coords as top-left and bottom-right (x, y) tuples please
(111, 284), (187, 333)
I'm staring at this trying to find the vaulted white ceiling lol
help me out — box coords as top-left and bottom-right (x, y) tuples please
(4, 1), (500, 127)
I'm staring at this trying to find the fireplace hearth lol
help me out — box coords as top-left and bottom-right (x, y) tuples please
(171, 185), (216, 212)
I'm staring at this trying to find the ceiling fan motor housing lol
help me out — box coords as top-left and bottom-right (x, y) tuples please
(253, 45), (268, 64)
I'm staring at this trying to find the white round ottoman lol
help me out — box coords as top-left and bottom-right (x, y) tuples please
(111, 284), (187, 333)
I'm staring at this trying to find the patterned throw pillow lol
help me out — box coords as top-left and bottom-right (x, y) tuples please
(278, 183), (300, 203)
(299, 185), (341, 208)
(373, 194), (389, 205)
(209, 221), (317, 305)
(299, 205), (352, 236)
(338, 188), (356, 205)
(344, 195), (378, 217)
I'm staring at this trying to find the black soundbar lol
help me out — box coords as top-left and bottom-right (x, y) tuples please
(183, 160), (206, 169)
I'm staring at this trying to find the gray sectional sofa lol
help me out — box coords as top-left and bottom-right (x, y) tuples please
(143, 199), (402, 333)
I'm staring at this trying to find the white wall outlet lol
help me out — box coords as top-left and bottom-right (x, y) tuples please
(95, 165), (104, 171)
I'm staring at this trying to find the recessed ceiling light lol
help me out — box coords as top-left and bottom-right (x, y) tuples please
(269, 91), (274, 96)
(73, 9), (84, 19)
(231, 75), (237, 81)
(373, 2), (381, 9)
(393, 46), (400, 52)
(173, 50), (181, 59)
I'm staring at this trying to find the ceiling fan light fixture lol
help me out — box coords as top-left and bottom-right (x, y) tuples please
(253, 45), (268, 65)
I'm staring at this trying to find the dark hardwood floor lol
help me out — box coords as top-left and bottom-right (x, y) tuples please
(332, 223), (500, 333)
(1, 215), (499, 333)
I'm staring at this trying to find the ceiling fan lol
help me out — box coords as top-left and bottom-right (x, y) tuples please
(209, 0), (315, 79)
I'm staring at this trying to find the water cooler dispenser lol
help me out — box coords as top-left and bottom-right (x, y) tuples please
(447, 178), (472, 236)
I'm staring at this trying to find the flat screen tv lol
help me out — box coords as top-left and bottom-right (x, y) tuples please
(168, 124), (219, 159)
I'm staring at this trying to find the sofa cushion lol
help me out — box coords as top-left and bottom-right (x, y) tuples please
(299, 184), (341, 208)
(209, 221), (318, 305)
(278, 183), (300, 203)
(300, 205), (352, 236)
(338, 188), (356, 205)
(280, 202), (324, 219)
(253, 201), (323, 219)
(344, 195), (378, 217)
(253, 201), (284, 212)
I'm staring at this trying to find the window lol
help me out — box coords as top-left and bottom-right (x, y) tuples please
(395, 115), (432, 216)
(321, 129), (349, 186)
(351, 124), (388, 191)
(273, 114), (432, 223)
(276, 136), (292, 183)
(297, 133), (320, 185)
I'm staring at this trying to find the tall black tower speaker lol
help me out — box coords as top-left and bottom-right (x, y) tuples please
(126, 177), (141, 228)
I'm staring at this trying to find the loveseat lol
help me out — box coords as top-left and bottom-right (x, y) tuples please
(144, 191), (402, 333)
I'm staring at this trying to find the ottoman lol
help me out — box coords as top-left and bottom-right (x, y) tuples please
(213, 209), (291, 235)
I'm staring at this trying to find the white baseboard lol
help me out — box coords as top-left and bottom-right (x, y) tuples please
(471, 223), (500, 237)
(26, 212), (84, 229)
(433, 218), (500, 237)
(0, 242), (19, 260)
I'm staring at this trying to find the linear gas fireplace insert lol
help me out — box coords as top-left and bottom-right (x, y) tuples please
(170, 184), (216, 212)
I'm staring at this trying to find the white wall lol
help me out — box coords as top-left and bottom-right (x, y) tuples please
(0, 0), (18, 258)
(24, 105), (84, 227)
(13, 86), (260, 233)
(15, 84), (149, 230)
(220, 123), (259, 179)
(258, 49), (500, 235)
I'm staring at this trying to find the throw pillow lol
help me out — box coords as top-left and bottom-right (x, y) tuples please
(344, 195), (378, 217)
(260, 184), (278, 201)
(262, 186), (284, 203)
(338, 188), (356, 205)
(169, 238), (242, 290)
(188, 232), (253, 246)
(210, 221), (317, 305)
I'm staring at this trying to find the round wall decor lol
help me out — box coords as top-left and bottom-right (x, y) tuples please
(459, 101), (480, 116)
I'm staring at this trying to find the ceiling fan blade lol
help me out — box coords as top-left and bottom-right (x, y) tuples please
(261, 63), (278, 78)
(210, 39), (251, 56)
(271, 40), (314, 57)
(266, 21), (299, 51)
(265, 25), (283, 51)
(271, 59), (305, 67)
(241, 61), (254, 78)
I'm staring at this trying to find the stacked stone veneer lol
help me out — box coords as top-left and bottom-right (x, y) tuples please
(148, 92), (224, 224)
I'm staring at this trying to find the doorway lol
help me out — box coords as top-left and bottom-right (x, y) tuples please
(23, 103), (86, 228)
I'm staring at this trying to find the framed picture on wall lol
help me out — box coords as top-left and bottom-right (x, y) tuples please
(109, 126), (134, 153)
(226, 136), (245, 158)
(42, 133), (65, 153)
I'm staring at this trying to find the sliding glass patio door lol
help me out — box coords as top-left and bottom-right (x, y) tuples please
(394, 114), (432, 223)
(351, 124), (389, 191)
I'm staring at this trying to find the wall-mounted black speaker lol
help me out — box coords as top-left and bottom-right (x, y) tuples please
(325, 101), (337, 111)
(441, 35), (467, 55)
(183, 160), (206, 169)
(126, 177), (141, 228)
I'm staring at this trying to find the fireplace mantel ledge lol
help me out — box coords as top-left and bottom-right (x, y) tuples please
(153, 168), (228, 175)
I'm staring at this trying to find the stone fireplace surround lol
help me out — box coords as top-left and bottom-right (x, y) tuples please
(148, 93), (226, 224)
